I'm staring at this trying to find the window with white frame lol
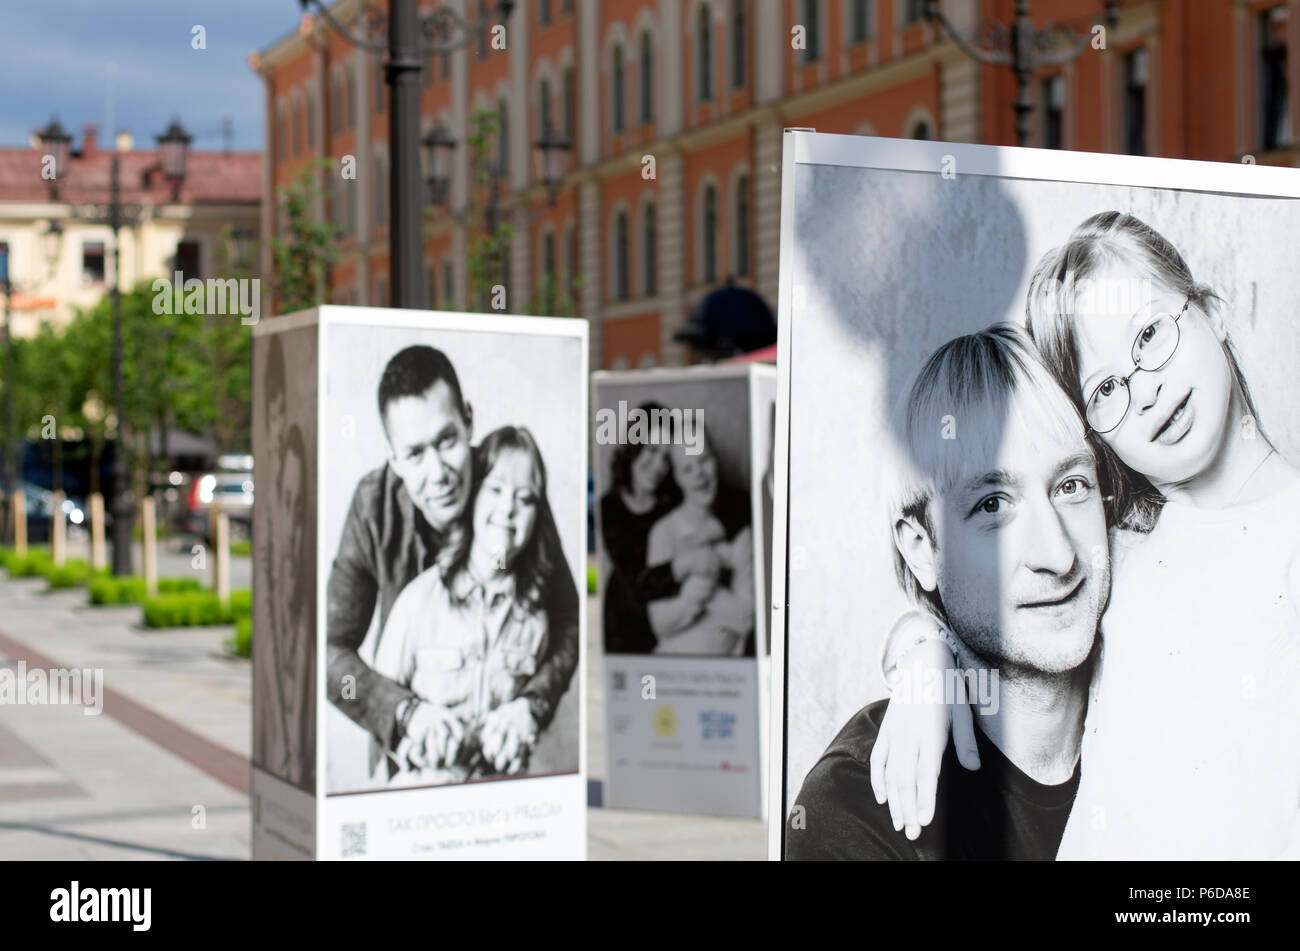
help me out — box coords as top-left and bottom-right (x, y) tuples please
(612, 44), (627, 133)
(1259, 5), (1292, 151)
(1042, 74), (1065, 150)
(563, 67), (575, 139)
(614, 210), (630, 301)
(730, 0), (746, 88)
(540, 77), (554, 137)
(497, 98), (509, 176)
(374, 155), (386, 230)
(701, 184), (718, 285)
(639, 32), (654, 123)
(1123, 47), (1148, 155)
(801, 0), (821, 64)
(734, 174), (750, 277)
(643, 201), (657, 296)
(697, 5), (713, 100)
(851, 0), (871, 44)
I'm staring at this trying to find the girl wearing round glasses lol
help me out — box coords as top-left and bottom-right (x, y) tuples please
(872, 211), (1300, 858)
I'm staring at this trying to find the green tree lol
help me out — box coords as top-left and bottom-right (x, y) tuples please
(271, 161), (341, 313)
(463, 106), (514, 312)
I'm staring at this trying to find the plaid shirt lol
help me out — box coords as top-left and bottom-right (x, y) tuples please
(326, 463), (579, 772)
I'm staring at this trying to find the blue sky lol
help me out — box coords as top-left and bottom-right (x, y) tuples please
(0, 0), (300, 152)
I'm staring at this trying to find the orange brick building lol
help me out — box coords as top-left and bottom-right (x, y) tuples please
(253, 0), (1298, 369)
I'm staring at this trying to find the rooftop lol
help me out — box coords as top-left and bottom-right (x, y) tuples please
(0, 123), (260, 205)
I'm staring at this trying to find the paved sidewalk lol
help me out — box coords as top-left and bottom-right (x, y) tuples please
(0, 573), (766, 861)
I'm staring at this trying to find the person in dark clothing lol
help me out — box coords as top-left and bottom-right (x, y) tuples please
(788, 699), (1081, 860)
(599, 403), (684, 654)
(787, 326), (1107, 859)
(326, 345), (579, 783)
(645, 422), (755, 656)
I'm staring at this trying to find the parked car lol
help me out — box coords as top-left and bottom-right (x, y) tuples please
(18, 483), (86, 544)
(179, 470), (253, 542)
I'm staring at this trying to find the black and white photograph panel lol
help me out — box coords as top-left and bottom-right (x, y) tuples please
(594, 373), (757, 658)
(252, 325), (318, 795)
(322, 316), (585, 796)
(777, 134), (1300, 860)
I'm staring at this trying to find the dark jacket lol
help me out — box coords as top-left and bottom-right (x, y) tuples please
(326, 463), (580, 771)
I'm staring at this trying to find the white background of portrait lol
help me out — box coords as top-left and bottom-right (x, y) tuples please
(778, 141), (1300, 809)
(321, 310), (587, 795)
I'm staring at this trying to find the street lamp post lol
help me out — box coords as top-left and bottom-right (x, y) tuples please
(1, 247), (12, 542)
(924, 0), (1119, 148)
(534, 126), (573, 207)
(38, 116), (190, 575)
(300, 0), (515, 310)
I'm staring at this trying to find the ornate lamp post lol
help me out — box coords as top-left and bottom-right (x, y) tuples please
(299, 0), (515, 310)
(924, 0), (1120, 148)
(39, 116), (191, 574)
(534, 126), (572, 206)
(156, 119), (193, 200)
(421, 122), (457, 207)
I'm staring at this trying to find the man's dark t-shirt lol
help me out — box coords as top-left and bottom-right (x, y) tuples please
(787, 700), (1079, 860)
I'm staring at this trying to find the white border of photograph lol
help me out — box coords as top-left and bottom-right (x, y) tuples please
(766, 132), (1300, 860)
(256, 305), (589, 859)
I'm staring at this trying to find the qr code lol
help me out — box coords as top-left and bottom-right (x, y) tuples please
(341, 822), (367, 857)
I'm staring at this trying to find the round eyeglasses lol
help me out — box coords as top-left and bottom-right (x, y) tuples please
(1085, 298), (1189, 434)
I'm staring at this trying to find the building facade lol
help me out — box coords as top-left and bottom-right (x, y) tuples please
(253, 0), (1299, 370)
(0, 124), (259, 338)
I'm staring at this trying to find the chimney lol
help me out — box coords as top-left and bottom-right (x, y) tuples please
(116, 130), (133, 152)
(81, 122), (99, 156)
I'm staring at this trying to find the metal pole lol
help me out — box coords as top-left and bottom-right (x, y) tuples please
(388, 0), (426, 309)
(2, 282), (12, 545)
(109, 154), (133, 575)
(1011, 0), (1035, 148)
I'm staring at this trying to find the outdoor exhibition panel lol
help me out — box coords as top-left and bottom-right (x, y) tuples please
(594, 364), (776, 818)
(252, 306), (588, 860)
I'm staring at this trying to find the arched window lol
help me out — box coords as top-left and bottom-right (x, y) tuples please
(497, 98), (509, 176)
(730, 0), (746, 89)
(612, 44), (626, 133)
(615, 211), (630, 301)
(697, 6), (713, 101)
(850, 0), (871, 43)
(347, 63), (357, 128)
(542, 231), (557, 312)
(734, 174), (750, 277)
(540, 77), (554, 136)
(639, 32), (654, 123)
(643, 202), (658, 296)
(562, 67), (575, 139)
(701, 184), (718, 284)
(373, 155), (386, 230)
(306, 90), (316, 148)
(801, 0), (821, 63)
(292, 100), (302, 155)
(330, 76), (342, 132)
(909, 119), (933, 140)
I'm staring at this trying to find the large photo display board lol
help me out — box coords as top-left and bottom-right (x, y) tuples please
(252, 307), (588, 860)
(594, 364), (775, 818)
(769, 132), (1300, 860)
